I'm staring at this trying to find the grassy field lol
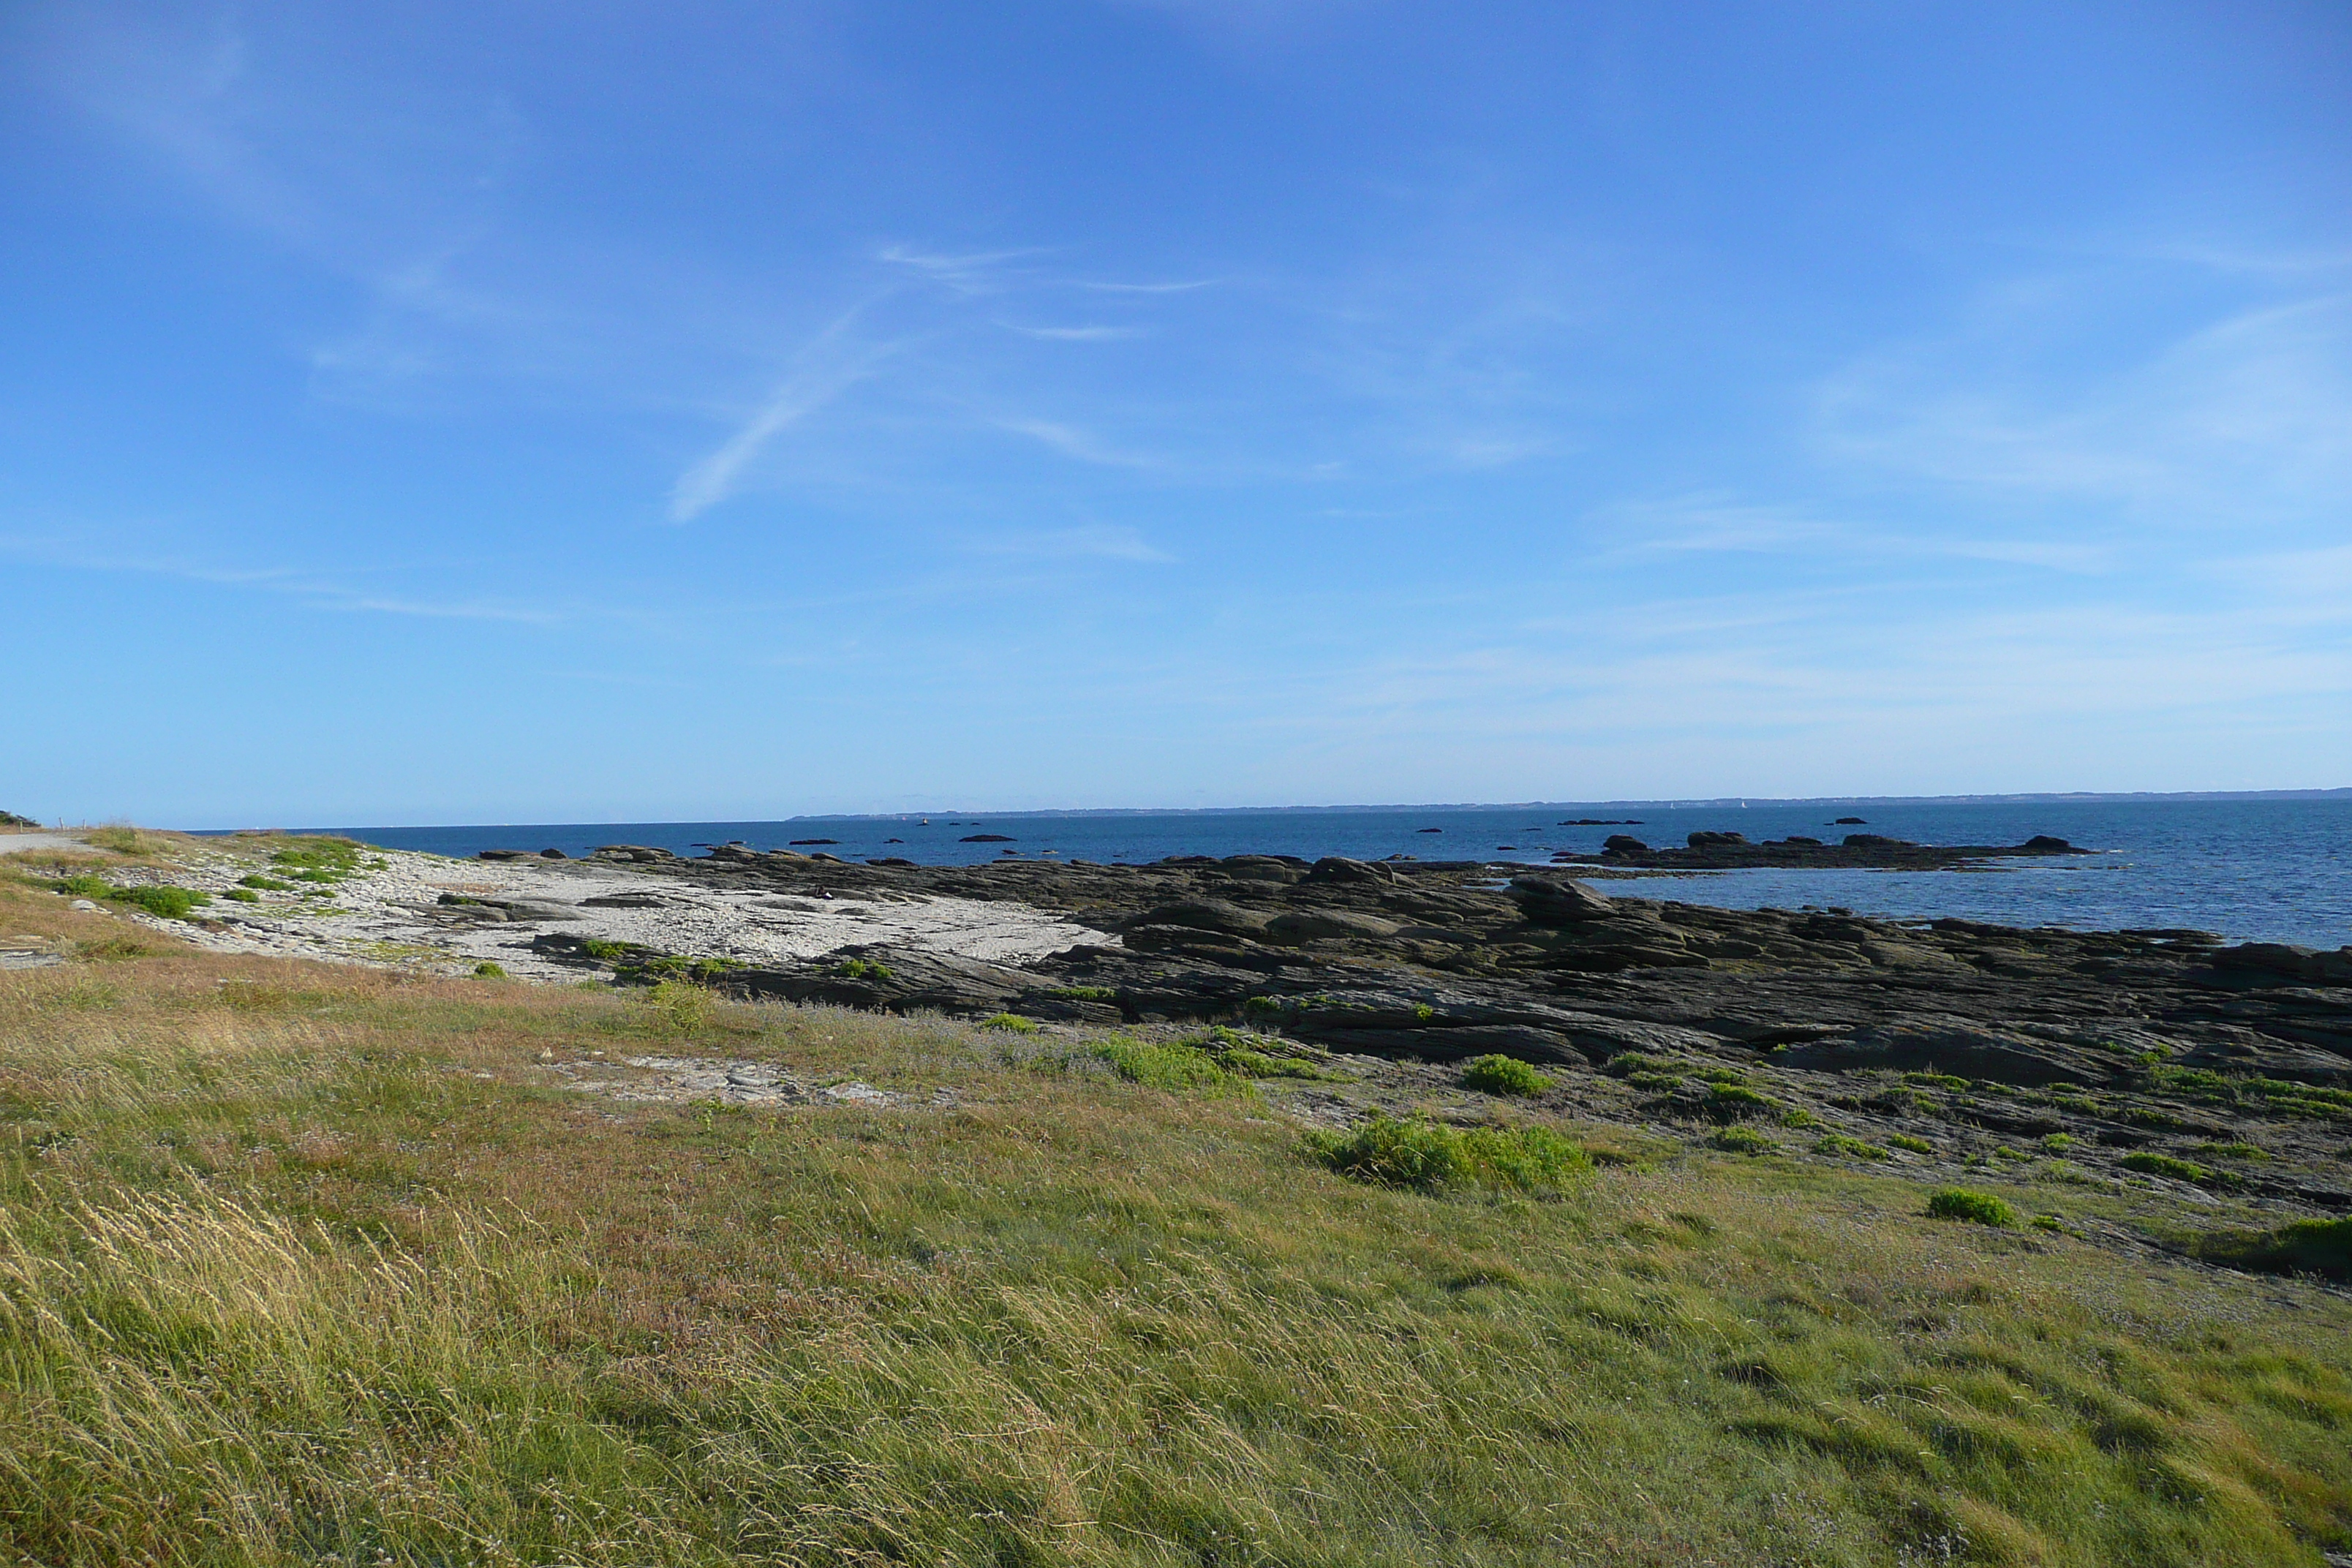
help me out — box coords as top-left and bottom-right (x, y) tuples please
(1, 870), (2350, 1566)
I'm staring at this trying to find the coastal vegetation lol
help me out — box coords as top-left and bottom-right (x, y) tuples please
(1, 860), (2351, 1564)
(1460, 1052), (1553, 1096)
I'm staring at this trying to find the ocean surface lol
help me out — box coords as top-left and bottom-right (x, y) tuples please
(289, 799), (2351, 949)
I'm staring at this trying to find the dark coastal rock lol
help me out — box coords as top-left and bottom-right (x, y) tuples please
(437, 893), (584, 922)
(1264, 909), (1402, 943)
(1776, 1022), (2119, 1087)
(788, 839), (840, 846)
(1833, 817), (1867, 825)
(1567, 832), (2097, 872)
(592, 845), (676, 863)
(1129, 900), (1273, 936)
(2213, 943), (2352, 987)
(1306, 856), (1390, 885)
(540, 848), (569, 859)
(1504, 875), (1616, 925)
(960, 834), (1016, 843)
(476, 850), (531, 862)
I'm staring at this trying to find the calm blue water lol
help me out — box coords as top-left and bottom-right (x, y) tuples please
(283, 799), (2351, 949)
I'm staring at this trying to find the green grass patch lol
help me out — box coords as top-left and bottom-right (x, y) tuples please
(1813, 1133), (1891, 1161)
(472, 962), (507, 978)
(1041, 984), (1117, 1002)
(54, 882), (213, 920)
(237, 874), (295, 891)
(834, 957), (897, 982)
(1460, 1054), (1553, 1096)
(1926, 1188), (2018, 1226)
(979, 1012), (1042, 1034)
(1305, 1115), (1591, 1194)
(1708, 1126), (1777, 1156)
(2122, 1151), (2235, 1188)
(1886, 1134), (1935, 1155)
(2190, 1141), (2271, 1162)
(3, 943), (2350, 1565)
(1091, 1034), (1243, 1092)
(222, 888), (260, 903)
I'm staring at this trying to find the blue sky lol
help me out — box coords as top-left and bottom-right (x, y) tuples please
(4, 1), (2348, 827)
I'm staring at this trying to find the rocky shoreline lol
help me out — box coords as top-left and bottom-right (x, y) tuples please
(561, 842), (2352, 1222)
(22, 828), (2351, 1227)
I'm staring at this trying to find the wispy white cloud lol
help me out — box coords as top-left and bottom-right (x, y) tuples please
(667, 308), (902, 521)
(1075, 278), (1222, 294)
(876, 244), (1047, 295)
(998, 323), (1146, 341)
(961, 525), (1175, 563)
(1814, 274), (2352, 534)
(995, 417), (1161, 469)
(1591, 496), (2114, 573)
(0, 536), (562, 624)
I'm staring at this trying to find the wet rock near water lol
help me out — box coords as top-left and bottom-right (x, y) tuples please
(1551, 829), (2092, 871)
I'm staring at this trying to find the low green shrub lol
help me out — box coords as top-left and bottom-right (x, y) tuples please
(1903, 1071), (1969, 1090)
(2190, 1141), (2270, 1161)
(2122, 1151), (2233, 1188)
(1092, 1036), (1240, 1093)
(637, 980), (712, 1033)
(1626, 1071), (1685, 1091)
(1814, 1134), (1890, 1161)
(580, 939), (633, 963)
(1691, 1066), (1749, 1086)
(1460, 1055), (1552, 1096)
(2040, 1132), (2076, 1152)
(110, 885), (211, 921)
(472, 962), (506, 978)
(1886, 1134), (1935, 1155)
(1926, 1188), (2017, 1227)
(980, 1013), (1041, 1034)
(2190, 1216), (2352, 1281)
(238, 875), (294, 891)
(1043, 984), (1117, 1002)
(1701, 1085), (1779, 1123)
(1306, 1115), (1590, 1194)
(2032, 1214), (2065, 1232)
(835, 957), (897, 983)
(48, 874), (113, 898)
(222, 889), (260, 903)
(1709, 1126), (1776, 1156)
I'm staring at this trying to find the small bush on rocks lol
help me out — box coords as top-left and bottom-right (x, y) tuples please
(1709, 1126), (1776, 1156)
(110, 885), (211, 921)
(2122, 1151), (2233, 1188)
(1887, 1134), (1935, 1155)
(473, 962), (507, 978)
(979, 1013), (1041, 1035)
(1814, 1134), (1891, 1161)
(1460, 1055), (1552, 1096)
(1702, 1085), (1779, 1123)
(1926, 1188), (2017, 1227)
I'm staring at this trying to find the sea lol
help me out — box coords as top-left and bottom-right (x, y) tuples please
(286, 797), (2351, 950)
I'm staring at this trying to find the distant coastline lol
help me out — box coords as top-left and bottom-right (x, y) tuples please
(773, 787), (2352, 822)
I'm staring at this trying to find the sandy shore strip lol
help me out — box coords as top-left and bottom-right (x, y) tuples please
(9, 834), (1116, 981)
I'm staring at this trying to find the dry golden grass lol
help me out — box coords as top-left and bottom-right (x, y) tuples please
(1, 874), (2348, 1566)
